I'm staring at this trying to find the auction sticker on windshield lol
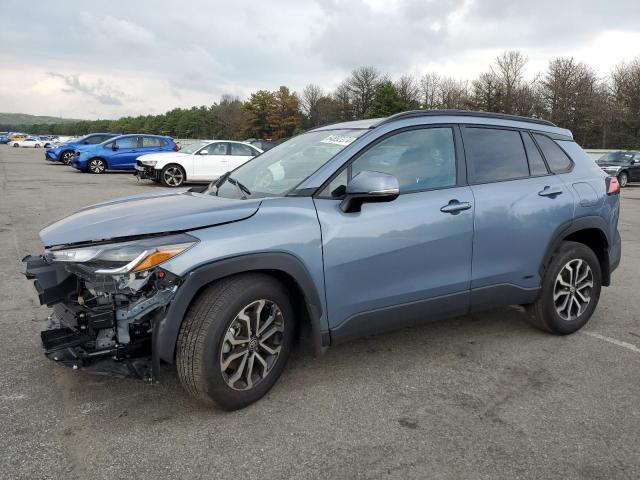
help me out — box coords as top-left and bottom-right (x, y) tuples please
(320, 134), (358, 146)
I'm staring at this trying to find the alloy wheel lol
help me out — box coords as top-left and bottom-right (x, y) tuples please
(61, 152), (73, 164)
(553, 259), (593, 321)
(220, 299), (285, 391)
(89, 159), (105, 173)
(618, 172), (628, 187)
(163, 167), (184, 186)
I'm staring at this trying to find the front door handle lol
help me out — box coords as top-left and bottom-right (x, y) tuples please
(538, 186), (563, 197)
(440, 200), (472, 214)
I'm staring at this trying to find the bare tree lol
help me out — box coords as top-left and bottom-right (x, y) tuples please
(491, 50), (528, 114)
(610, 58), (640, 147)
(395, 74), (420, 110)
(346, 67), (382, 118)
(301, 84), (324, 126)
(438, 77), (469, 109)
(333, 81), (354, 121)
(420, 72), (441, 109)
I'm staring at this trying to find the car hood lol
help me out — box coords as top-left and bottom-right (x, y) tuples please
(39, 190), (261, 247)
(138, 152), (190, 161)
(597, 163), (624, 168)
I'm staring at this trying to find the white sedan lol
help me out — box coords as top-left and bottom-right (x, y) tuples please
(135, 140), (262, 187)
(11, 136), (52, 148)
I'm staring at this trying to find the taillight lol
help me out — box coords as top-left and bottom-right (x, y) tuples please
(173, 144), (179, 152)
(606, 176), (620, 195)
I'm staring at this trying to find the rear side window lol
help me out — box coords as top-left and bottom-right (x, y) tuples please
(142, 137), (164, 147)
(533, 134), (573, 173)
(464, 128), (529, 183)
(522, 132), (548, 176)
(115, 137), (138, 149)
(230, 143), (256, 156)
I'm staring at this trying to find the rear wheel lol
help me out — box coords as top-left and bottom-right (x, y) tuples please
(526, 241), (601, 334)
(88, 158), (107, 174)
(60, 151), (74, 165)
(618, 171), (629, 188)
(176, 273), (295, 410)
(161, 164), (185, 187)
(12, 143), (18, 147)
(34, 144), (41, 148)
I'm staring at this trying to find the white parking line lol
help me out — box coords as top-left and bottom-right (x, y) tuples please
(584, 331), (640, 354)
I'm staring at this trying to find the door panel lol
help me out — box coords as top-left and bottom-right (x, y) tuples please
(470, 176), (574, 292)
(110, 136), (140, 169)
(315, 186), (474, 333)
(193, 143), (229, 180)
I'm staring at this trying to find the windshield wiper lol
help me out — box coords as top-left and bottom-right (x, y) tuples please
(227, 176), (252, 199)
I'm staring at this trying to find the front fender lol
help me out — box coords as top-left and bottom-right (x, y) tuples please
(156, 252), (326, 363)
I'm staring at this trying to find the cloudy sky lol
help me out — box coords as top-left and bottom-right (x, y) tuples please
(0, 0), (638, 120)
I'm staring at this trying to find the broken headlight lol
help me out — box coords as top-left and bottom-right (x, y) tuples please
(44, 234), (197, 275)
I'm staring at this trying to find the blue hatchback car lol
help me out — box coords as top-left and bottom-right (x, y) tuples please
(71, 134), (178, 173)
(45, 133), (118, 164)
(25, 110), (621, 410)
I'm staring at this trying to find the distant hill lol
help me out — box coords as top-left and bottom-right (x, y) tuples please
(0, 112), (82, 126)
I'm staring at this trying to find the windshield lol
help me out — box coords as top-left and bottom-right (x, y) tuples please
(179, 141), (209, 154)
(598, 152), (636, 165)
(208, 129), (367, 198)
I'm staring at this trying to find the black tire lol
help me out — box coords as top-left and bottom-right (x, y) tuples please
(526, 241), (601, 334)
(618, 171), (629, 188)
(12, 143), (18, 147)
(60, 150), (74, 165)
(160, 164), (186, 187)
(34, 144), (41, 148)
(176, 273), (295, 410)
(88, 158), (107, 174)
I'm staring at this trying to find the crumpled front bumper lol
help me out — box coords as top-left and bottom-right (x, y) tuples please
(134, 163), (158, 181)
(24, 255), (178, 382)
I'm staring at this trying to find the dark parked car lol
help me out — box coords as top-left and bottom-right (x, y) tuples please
(597, 151), (640, 187)
(25, 110), (620, 410)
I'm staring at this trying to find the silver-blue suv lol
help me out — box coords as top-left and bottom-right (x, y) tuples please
(25, 110), (622, 409)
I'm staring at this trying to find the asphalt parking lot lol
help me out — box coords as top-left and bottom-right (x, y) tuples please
(1, 146), (639, 480)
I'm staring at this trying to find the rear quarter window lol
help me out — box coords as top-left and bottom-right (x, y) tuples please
(533, 134), (573, 173)
(464, 127), (529, 183)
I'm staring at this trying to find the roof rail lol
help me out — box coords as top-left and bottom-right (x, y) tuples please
(375, 109), (557, 128)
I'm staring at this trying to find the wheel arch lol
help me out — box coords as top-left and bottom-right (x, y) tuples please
(540, 216), (611, 286)
(161, 162), (187, 182)
(156, 253), (325, 364)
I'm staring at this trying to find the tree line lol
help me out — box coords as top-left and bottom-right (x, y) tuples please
(5, 51), (640, 149)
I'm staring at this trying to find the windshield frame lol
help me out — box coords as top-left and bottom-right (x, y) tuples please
(207, 128), (369, 199)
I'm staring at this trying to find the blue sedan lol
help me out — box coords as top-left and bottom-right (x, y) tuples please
(45, 133), (118, 164)
(71, 134), (178, 173)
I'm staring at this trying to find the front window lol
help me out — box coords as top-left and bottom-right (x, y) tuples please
(597, 152), (635, 165)
(208, 129), (366, 198)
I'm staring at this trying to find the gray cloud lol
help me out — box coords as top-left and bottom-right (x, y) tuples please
(0, 0), (638, 118)
(47, 72), (128, 106)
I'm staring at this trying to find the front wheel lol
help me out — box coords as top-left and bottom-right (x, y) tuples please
(176, 273), (295, 410)
(618, 171), (629, 188)
(60, 151), (74, 165)
(88, 158), (107, 174)
(161, 164), (185, 187)
(526, 241), (601, 334)
(12, 143), (18, 147)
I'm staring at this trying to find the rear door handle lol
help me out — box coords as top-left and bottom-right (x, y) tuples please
(440, 200), (472, 214)
(538, 186), (563, 197)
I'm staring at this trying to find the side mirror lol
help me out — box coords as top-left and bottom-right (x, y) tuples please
(112, 144), (119, 151)
(199, 150), (209, 155)
(340, 170), (400, 213)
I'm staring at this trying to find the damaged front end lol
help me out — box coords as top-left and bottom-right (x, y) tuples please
(24, 234), (197, 382)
